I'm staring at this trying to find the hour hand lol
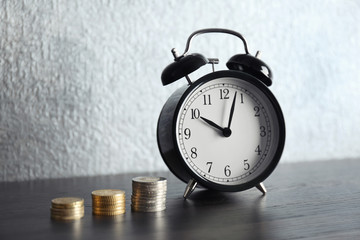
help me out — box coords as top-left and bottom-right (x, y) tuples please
(200, 116), (224, 132)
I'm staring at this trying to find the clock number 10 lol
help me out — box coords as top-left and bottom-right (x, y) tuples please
(191, 108), (200, 119)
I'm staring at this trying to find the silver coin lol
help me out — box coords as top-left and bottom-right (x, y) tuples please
(132, 190), (167, 196)
(132, 184), (167, 189)
(132, 176), (167, 184)
(131, 205), (166, 212)
(131, 195), (166, 200)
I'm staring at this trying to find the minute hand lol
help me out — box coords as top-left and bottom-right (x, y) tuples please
(227, 91), (237, 129)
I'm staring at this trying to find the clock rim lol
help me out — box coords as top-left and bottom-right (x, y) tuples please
(158, 70), (285, 192)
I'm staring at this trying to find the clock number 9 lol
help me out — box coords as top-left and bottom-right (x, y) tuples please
(224, 165), (231, 177)
(184, 128), (191, 140)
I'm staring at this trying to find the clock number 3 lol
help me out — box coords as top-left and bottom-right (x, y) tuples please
(260, 126), (267, 137)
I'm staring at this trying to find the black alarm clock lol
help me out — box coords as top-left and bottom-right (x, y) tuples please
(157, 28), (285, 198)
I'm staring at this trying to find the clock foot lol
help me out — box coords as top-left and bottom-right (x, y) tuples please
(255, 182), (267, 195)
(183, 179), (198, 199)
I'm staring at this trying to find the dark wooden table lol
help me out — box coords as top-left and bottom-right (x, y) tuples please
(0, 159), (359, 240)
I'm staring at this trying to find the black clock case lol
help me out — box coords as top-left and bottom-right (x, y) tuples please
(157, 70), (285, 192)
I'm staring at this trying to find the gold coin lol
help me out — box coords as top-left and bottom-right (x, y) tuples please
(92, 206), (126, 211)
(92, 189), (125, 197)
(51, 214), (84, 221)
(51, 197), (84, 209)
(92, 199), (125, 203)
(92, 204), (125, 209)
(92, 207), (126, 212)
(92, 209), (125, 216)
(50, 207), (84, 215)
(92, 199), (125, 204)
(50, 208), (84, 217)
(51, 213), (84, 218)
(92, 194), (125, 199)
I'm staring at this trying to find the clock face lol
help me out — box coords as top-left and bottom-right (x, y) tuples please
(175, 76), (283, 189)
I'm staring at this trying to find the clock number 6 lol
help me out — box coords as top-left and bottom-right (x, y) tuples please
(224, 165), (231, 177)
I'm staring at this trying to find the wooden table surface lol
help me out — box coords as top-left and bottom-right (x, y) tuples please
(0, 159), (359, 240)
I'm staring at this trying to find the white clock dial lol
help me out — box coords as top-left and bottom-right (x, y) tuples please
(176, 77), (280, 185)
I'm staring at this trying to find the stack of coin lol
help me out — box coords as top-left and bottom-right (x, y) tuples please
(131, 176), (167, 212)
(92, 189), (126, 216)
(50, 197), (84, 221)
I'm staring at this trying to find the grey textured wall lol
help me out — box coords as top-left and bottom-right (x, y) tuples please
(1, 0), (360, 182)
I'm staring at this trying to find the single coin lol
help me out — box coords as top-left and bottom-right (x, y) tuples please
(50, 208), (84, 216)
(132, 183), (167, 188)
(92, 189), (125, 197)
(132, 188), (167, 195)
(51, 197), (84, 209)
(131, 192), (167, 197)
(92, 206), (126, 211)
(92, 209), (125, 216)
(131, 196), (166, 202)
(131, 201), (166, 207)
(92, 198), (126, 204)
(132, 176), (167, 184)
(131, 205), (166, 212)
(51, 214), (84, 221)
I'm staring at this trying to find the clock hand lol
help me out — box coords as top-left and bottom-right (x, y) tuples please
(200, 116), (224, 132)
(227, 91), (237, 129)
(200, 116), (232, 137)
